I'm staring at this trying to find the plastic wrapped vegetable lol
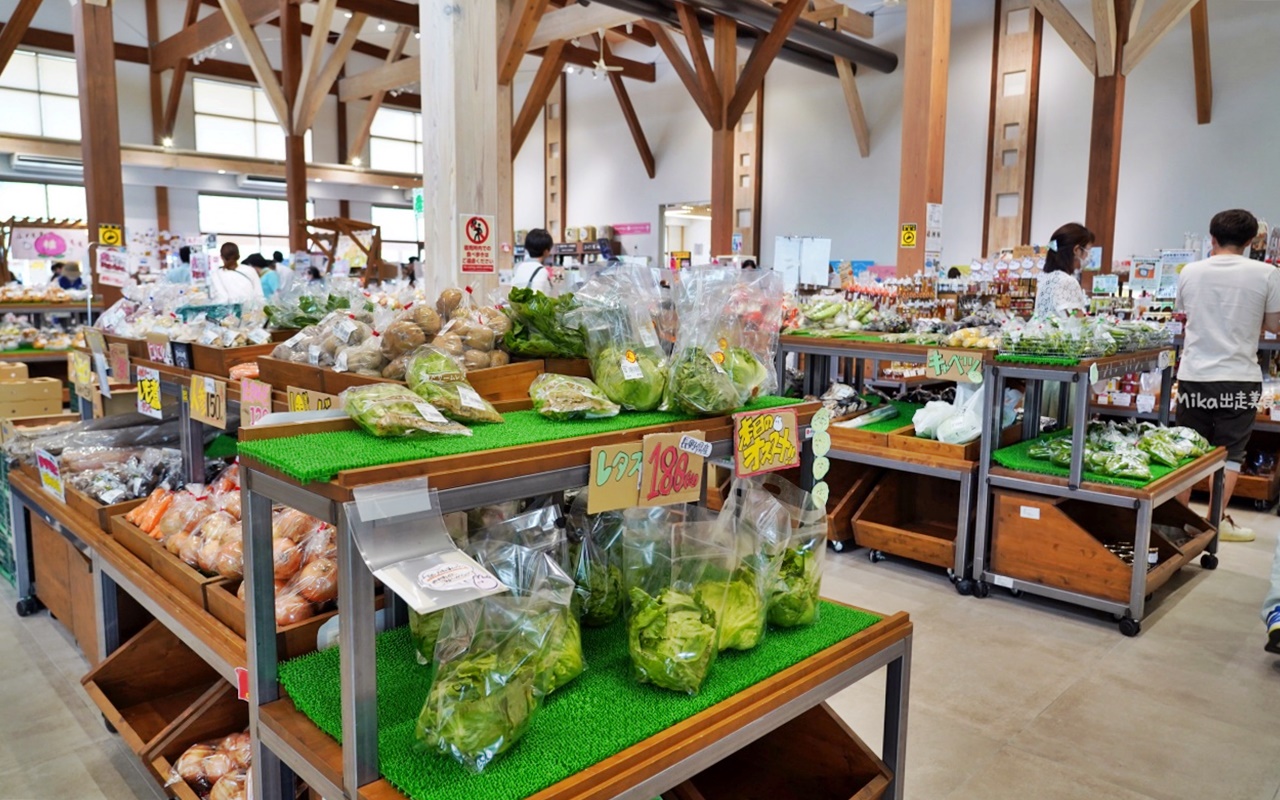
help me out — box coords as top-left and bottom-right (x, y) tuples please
(405, 345), (466, 388)
(572, 267), (668, 411)
(757, 473), (827, 628)
(1103, 448), (1152, 480)
(409, 609), (444, 666)
(666, 347), (741, 416)
(566, 491), (625, 627)
(412, 380), (504, 424)
(622, 506), (734, 694)
(342, 384), (473, 438)
(501, 287), (587, 358)
(1137, 431), (1181, 467)
(529, 373), (620, 420)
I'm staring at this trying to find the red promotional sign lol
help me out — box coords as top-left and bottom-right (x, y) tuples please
(613, 223), (652, 236)
(460, 214), (496, 274)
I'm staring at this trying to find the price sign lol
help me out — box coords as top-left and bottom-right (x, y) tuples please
(190, 374), (227, 429)
(925, 347), (984, 384)
(587, 441), (643, 514)
(35, 448), (65, 502)
(287, 386), (342, 412)
(84, 328), (106, 356)
(136, 366), (163, 419)
(1136, 394), (1156, 414)
(69, 350), (93, 400)
(639, 431), (706, 508)
(734, 408), (801, 478)
(171, 342), (193, 369)
(145, 332), (173, 365)
(1158, 349), (1176, 370)
(240, 378), (273, 427)
(108, 343), (130, 384)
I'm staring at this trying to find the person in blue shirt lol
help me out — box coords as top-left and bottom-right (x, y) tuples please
(243, 253), (278, 298)
(167, 246), (193, 284)
(56, 262), (84, 290)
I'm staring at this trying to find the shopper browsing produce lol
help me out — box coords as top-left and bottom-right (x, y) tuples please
(1174, 209), (1280, 543)
(513, 228), (556, 296)
(208, 242), (264, 304)
(167, 245), (193, 284)
(1032, 223), (1093, 318)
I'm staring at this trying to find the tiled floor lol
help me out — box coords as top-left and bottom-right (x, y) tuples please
(1, 505), (1278, 800)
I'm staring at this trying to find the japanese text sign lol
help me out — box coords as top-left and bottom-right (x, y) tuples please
(588, 441), (643, 514)
(240, 378), (273, 427)
(926, 348), (984, 384)
(36, 448), (65, 502)
(190, 375), (227, 429)
(639, 432), (706, 508)
(136, 366), (162, 419)
(734, 408), (800, 478)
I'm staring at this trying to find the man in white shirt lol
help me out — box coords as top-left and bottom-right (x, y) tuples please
(1175, 209), (1280, 543)
(208, 242), (264, 305)
(512, 228), (555, 295)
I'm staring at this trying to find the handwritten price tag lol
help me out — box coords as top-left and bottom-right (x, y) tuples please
(108, 343), (130, 384)
(145, 332), (173, 365)
(240, 378), (273, 427)
(190, 374), (227, 429)
(135, 366), (163, 418)
(84, 328), (106, 356)
(69, 350), (93, 400)
(926, 347), (984, 384)
(588, 442), (643, 514)
(287, 386), (341, 412)
(734, 408), (801, 478)
(36, 448), (65, 502)
(640, 431), (705, 508)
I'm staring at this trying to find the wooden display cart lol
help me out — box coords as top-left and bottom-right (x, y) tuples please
(306, 217), (397, 284)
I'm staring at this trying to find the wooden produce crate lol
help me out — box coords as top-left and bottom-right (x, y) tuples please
(853, 471), (970, 568)
(257, 355), (325, 392)
(990, 490), (1217, 603)
(109, 515), (225, 610)
(190, 342), (278, 378)
(65, 486), (145, 530)
(147, 682), (249, 794)
(103, 332), (149, 359)
(888, 423), (1021, 464)
(31, 514), (99, 662)
(829, 414), (914, 450)
(664, 702), (891, 800)
(0, 376), (62, 418)
(0, 411), (79, 444)
(206, 579), (340, 660)
(1191, 429), (1280, 505)
(540, 357), (592, 378)
(81, 621), (223, 761)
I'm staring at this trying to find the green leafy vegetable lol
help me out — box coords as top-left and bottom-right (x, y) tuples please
(412, 380), (504, 424)
(408, 609), (443, 666)
(571, 542), (624, 626)
(627, 586), (718, 694)
(529, 373), (620, 420)
(592, 345), (667, 411)
(405, 346), (465, 388)
(667, 347), (741, 416)
(536, 609), (584, 694)
(723, 347), (769, 403)
(769, 546), (821, 628)
(502, 288), (587, 358)
(343, 384), (473, 438)
(697, 572), (765, 651)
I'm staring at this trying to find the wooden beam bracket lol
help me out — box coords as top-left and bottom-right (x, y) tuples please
(513, 39), (567, 158)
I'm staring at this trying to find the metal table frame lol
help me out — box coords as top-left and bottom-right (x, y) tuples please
(969, 354), (1224, 631)
(239, 438), (913, 800)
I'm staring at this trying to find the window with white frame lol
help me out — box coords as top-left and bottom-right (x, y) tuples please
(197, 194), (314, 258)
(0, 181), (86, 222)
(193, 78), (313, 161)
(0, 50), (80, 138)
(370, 205), (420, 263)
(368, 108), (422, 173)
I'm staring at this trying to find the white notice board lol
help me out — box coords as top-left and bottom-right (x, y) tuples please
(773, 236), (833, 289)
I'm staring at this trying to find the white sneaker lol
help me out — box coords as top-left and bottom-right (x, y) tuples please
(1220, 516), (1256, 542)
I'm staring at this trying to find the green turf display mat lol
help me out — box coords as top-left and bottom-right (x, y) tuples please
(835, 400), (923, 434)
(205, 434), (239, 460)
(994, 353), (1083, 367)
(1, 347), (69, 357)
(992, 431), (1198, 489)
(238, 397), (801, 484)
(278, 602), (882, 800)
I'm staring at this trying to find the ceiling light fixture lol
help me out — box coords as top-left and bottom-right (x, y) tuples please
(351, 156), (362, 167)
(414, 30), (421, 40)
(343, 10), (353, 18)
(217, 169), (227, 174)
(161, 136), (174, 148)
(377, 19), (387, 32)
(224, 40), (234, 50)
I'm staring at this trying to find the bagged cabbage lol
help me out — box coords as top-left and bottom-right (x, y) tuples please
(342, 384), (472, 438)
(666, 347), (741, 416)
(757, 473), (827, 628)
(572, 267), (668, 411)
(409, 609), (444, 666)
(566, 491), (625, 627)
(529, 373), (620, 420)
(405, 345), (466, 387)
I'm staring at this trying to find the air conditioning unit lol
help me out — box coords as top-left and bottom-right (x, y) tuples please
(235, 174), (287, 192)
(10, 153), (84, 176)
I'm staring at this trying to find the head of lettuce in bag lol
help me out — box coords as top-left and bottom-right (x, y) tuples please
(572, 267), (669, 411)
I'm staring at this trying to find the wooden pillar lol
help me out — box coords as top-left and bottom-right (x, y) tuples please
(281, 0), (307, 252)
(1084, 0), (1130, 280)
(544, 78), (567, 241)
(496, 0), (515, 282)
(710, 16), (737, 257)
(897, 0), (950, 275)
(733, 78), (763, 258)
(144, 0), (171, 233)
(71, 0), (125, 306)
(421, 0), (503, 296)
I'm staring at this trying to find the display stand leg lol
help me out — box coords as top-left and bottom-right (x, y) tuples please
(1158, 365), (1173, 426)
(178, 391), (205, 485)
(1068, 376), (1090, 489)
(386, 592), (408, 631)
(854, 358), (865, 394)
(244, 479), (286, 800)
(882, 633), (912, 800)
(11, 490), (35, 609)
(1127, 499), (1154, 625)
(970, 365), (1000, 586)
(77, 394), (93, 421)
(953, 468), (973, 584)
(337, 509), (379, 796)
(843, 357), (855, 385)
(92, 552), (121, 662)
(1023, 379), (1042, 438)
(774, 344), (786, 394)
(799, 437), (815, 492)
(1207, 466), (1225, 558)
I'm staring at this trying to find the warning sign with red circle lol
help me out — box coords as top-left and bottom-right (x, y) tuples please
(460, 213), (496, 274)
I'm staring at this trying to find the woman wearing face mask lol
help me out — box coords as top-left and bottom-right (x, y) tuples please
(1033, 222), (1095, 318)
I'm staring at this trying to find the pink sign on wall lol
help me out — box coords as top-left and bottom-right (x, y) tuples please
(613, 223), (652, 236)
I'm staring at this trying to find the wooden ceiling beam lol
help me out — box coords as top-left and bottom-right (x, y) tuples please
(195, 0), (406, 63)
(1032, 0), (1097, 74)
(528, 3), (640, 51)
(347, 24), (411, 163)
(808, 0), (874, 39)
(532, 42), (656, 82)
(298, 13), (366, 131)
(0, 0), (43, 78)
(728, 0), (806, 128)
(834, 57), (870, 158)
(596, 34), (654, 178)
(1123, 0), (1200, 73)
(642, 20), (715, 123)
(514, 40), (567, 157)
(677, 2), (723, 129)
(162, 0), (204, 138)
(153, 0), (276, 73)
(297, 0), (340, 110)
(1092, 0), (1117, 76)
(499, 0), (551, 85)
(339, 54), (418, 101)
(1190, 0), (1210, 124)
(217, 0), (292, 132)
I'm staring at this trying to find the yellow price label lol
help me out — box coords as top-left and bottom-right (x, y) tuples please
(190, 374), (227, 429)
(135, 367), (163, 419)
(733, 408), (801, 478)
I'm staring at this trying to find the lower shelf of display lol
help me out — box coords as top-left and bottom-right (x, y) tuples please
(260, 698), (403, 800)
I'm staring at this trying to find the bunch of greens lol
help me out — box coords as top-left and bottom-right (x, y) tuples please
(697, 570), (765, 650)
(342, 384), (472, 438)
(627, 587), (719, 694)
(529, 373), (620, 420)
(567, 493), (626, 627)
(667, 347), (741, 416)
(266, 290), (362, 329)
(502, 288), (587, 358)
(405, 346), (466, 388)
(536, 608), (585, 694)
(408, 609), (443, 666)
(723, 347), (770, 404)
(1028, 434), (1153, 480)
(572, 553), (624, 626)
(769, 545), (821, 627)
(413, 380), (504, 424)
(592, 345), (667, 411)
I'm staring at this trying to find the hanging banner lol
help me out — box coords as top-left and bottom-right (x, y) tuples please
(8, 227), (89, 262)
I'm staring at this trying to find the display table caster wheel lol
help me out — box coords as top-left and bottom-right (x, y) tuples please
(102, 715), (117, 735)
(1008, 587), (1023, 598)
(1255, 499), (1275, 512)
(955, 578), (975, 596)
(15, 597), (41, 617)
(973, 581), (991, 599)
(868, 550), (886, 563)
(1119, 616), (1141, 637)
(1200, 552), (1219, 570)
(829, 539), (847, 553)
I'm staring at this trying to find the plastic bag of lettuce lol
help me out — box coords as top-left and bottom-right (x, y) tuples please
(415, 537), (577, 773)
(570, 266), (669, 411)
(621, 505), (735, 694)
(664, 267), (783, 415)
(756, 473), (828, 628)
(566, 491), (626, 627)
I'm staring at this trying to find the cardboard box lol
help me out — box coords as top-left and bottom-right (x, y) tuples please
(0, 362), (29, 380)
(0, 377), (62, 419)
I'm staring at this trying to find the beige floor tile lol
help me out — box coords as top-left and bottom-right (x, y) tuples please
(947, 746), (1160, 800)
